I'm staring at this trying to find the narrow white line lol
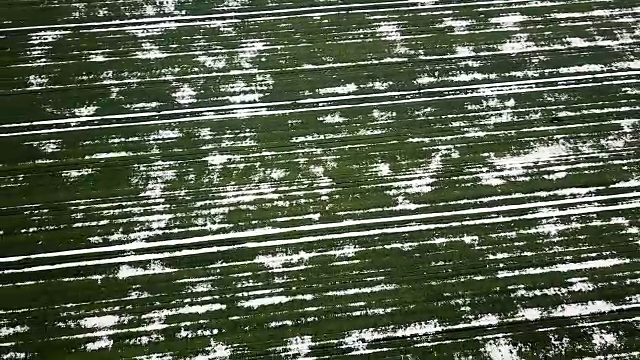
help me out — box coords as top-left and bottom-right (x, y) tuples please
(1, 78), (637, 137)
(0, 0), (537, 33)
(3, 200), (639, 273)
(0, 191), (638, 265)
(8, 70), (635, 129)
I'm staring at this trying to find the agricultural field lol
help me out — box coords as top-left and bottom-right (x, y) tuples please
(0, 0), (639, 358)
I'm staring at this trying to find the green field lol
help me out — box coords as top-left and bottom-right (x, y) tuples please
(0, 0), (639, 358)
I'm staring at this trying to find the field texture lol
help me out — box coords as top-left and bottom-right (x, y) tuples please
(1, 0), (639, 358)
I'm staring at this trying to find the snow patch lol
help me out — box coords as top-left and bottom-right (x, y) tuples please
(222, 0), (249, 8)
(134, 161), (177, 198)
(255, 251), (312, 269)
(371, 109), (396, 122)
(148, 129), (181, 141)
(238, 294), (314, 309)
(342, 321), (441, 353)
(28, 30), (70, 44)
(318, 83), (358, 95)
(325, 284), (398, 296)
(220, 74), (273, 104)
(73, 106), (98, 117)
(319, 112), (347, 123)
(268, 320), (294, 328)
(439, 18), (473, 33)
(204, 153), (234, 166)
(500, 33), (535, 53)
(270, 169), (287, 180)
(27, 74), (49, 89)
(116, 261), (176, 279)
(86, 337), (113, 351)
(483, 338), (522, 360)
(136, 42), (168, 59)
(374, 163), (392, 176)
(415, 75), (438, 85)
(367, 81), (392, 90)
(192, 339), (231, 359)
(80, 315), (120, 329)
(62, 168), (94, 180)
(517, 307), (543, 321)
(490, 14), (528, 28)
(172, 84), (197, 105)
(592, 329), (619, 350)
(484, 142), (571, 184)
(0, 325), (29, 338)
(611, 178), (640, 188)
(237, 40), (267, 69)
(197, 55), (227, 69)
(126, 102), (162, 110)
(497, 258), (629, 278)
(26, 139), (61, 153)
(550, 300), (617, 317)
(280, 336), (313, 357)
(1, 352), (26, 360)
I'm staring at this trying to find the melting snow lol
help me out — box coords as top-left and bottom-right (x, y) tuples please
(483, 338), (522, 360)
(136, 163), (177, 198)
(270, 169), (287, 180)
(176, 328), (219, 339)
(191, 340), (231, 359)
(255, 251), (312, 269)
(28, 30), (69, 44)
(367, 81), (392, 90)
(26, 139), (61, 153)
(415, 75), (438, 85)
(197, 55), (227, 69)
(73, 106), (98, 117)
(136, 42), (168, 59)
(173, 84), (197, 105)
(204, 153), (234, 166)
(490, 14), (528, 28)
(319, 112), (347, 123)
(86, 337), (114, 351)
(500, 34), (535, 53)
(439, 18), (473, 33)
(517, 307), (543, 321)
(374, 163), (392, 176)
(237, 40), (267, 69)
(87, 151), (134, 159)
(371, 109), (396, 121)
(318, 83), (358, 95)
(342, 321), (442, 353)
(0, 325), (29, 338)
(27, 74), (49, 89)
(142, 0), (185, 15)
(220, 74), (273, 103)
(1, 352), (26, 360)
(148, 129), (181, 141)
(377, 23), (403, 41)
(238, 294), (314, 308)
(222, 0), (249, 7)
(126, 102), (162, 110)
(592, 329), (619, 350)
(497, 258), (629, 278)
(487, 143), (571, 182)
(325, 284), (398, 296)
(80, 315), (120, 329)
(611, 178), (640, 188)
(550, 300), (617, 317)
(143, 303), (226, 320)
(281, 336), (313, 357)
(268, 320), (294, 328)
(116, 261), (176, 279)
